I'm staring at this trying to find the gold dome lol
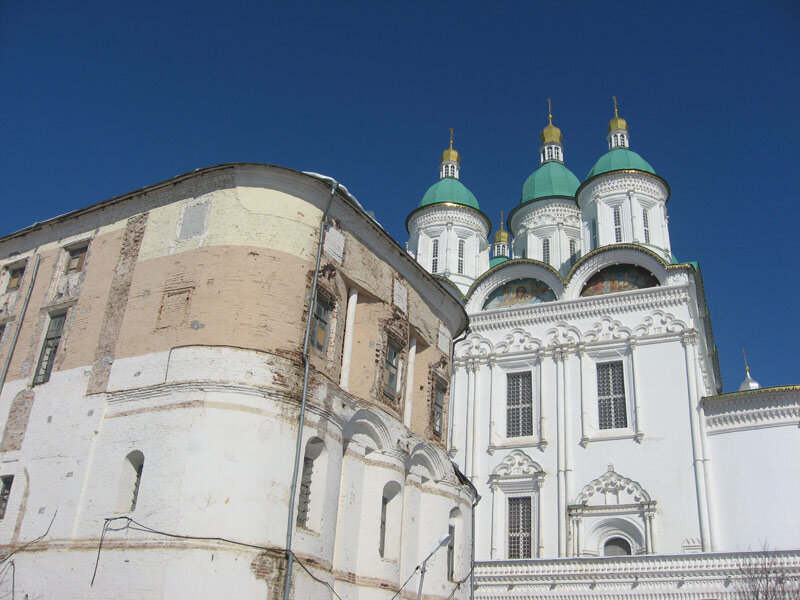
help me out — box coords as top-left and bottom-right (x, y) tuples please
(607, 96), (629, 132)
(540, 98), (563, 145)
(493, 211), (510, 243)
(441, 128), (461, 163)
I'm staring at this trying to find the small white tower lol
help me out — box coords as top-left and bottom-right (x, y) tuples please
(492, 211), (510, 260)
(440, 128), (460, 180)
(539, 99), (564, 164)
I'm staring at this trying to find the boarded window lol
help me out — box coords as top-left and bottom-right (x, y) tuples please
(66, 246), (88, 274)
(157, 289), (191, 329)
(179, 201), (210, 240)
(34, 312), (66, 384)
(6, 266), (24, 292)
(311, 294), (334, 352)
(433, 383), (446, 438)
(382, 342), (401, 400)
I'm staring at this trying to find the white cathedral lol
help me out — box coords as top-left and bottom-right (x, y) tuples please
(406, 103), (800, 598)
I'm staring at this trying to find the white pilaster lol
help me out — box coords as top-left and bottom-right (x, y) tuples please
(339, 287), (358, 391)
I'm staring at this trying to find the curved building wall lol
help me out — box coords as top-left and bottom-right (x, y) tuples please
(0, 164), (475, 600)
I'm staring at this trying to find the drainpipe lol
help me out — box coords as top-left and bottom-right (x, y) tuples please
(283, 181), (338, 600)
(0, 253), (40, 399)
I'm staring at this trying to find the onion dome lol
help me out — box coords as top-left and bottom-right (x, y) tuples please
(441, 138), (460, 165)
(738, 350), (761, 391)
(419, 178), (480, 209)
(587, 148), (656, 178)
(521, 162), (580, 203)
(493, 211), (510, 243)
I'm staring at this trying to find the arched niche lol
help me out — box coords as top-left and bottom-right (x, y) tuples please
(482, 278), (556, 310)
(579, 264), (659, 298)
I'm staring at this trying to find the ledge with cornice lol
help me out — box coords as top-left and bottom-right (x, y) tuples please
(466, 285), (691, 333)
(474, 549), (800, 599)
(701, 385), (800, 435)
(576, 169), (671, 205)
(405, 201), (492, 235)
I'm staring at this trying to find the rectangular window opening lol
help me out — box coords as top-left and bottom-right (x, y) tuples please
(66, 246), (88, 274)
(506, 372), (533, 438)
(597, 361), (627, 430)
(457, 239), (465, 274)
(382, 341), (402, 400)
(431, 239), (439, 273)
(312, 293), (334, 353)
(296, 455), (314, 527)
(643, 209), (651, 244)
(542, 239), (550, 264)
(508, 496), (532, 559)
(33, 312), (66, 385)
(6, 266), (24, 292)
(613, 207), (623, 243)
(0, 476), (13, 520)
(433, 384), (446, 438)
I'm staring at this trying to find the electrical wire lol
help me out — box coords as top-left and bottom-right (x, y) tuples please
(388, 565), (420, 600)
(92, 516), (343, 599)
(0, 510), (56, 569)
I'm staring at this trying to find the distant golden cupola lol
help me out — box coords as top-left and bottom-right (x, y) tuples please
(540, 103), (563, 146)
(608, 95), (628, 133)
(494, 212), (510, 243)
(439, 128), (461, 179)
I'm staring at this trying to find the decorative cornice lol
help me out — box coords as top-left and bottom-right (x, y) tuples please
(701, 386), (800, 434)
(406, 202), (492, 234)
(576, 169), (671, 204)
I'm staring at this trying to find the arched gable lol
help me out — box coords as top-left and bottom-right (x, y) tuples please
(343, 409), (393, 452)
(564, 246), (669, 301)
(407, 442), (449, 482)
(465, 260), (565, 313)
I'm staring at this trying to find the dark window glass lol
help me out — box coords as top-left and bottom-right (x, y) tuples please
(507, 372), (533, 437)
(508, 496), (532, 559)
(597, 361), (627, 429)
(433, 384), (446, 438)
(0, 476), (13, 519)
(382, 342), (401, 400)
(34, 313), (66, 384)
(311, 294), (334, 352)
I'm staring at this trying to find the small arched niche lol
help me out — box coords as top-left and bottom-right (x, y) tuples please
(580, 264), (659, 298)
(604, 536), (632, 556)
(483, 278), (556, 310)
(116, 450), (144, 513)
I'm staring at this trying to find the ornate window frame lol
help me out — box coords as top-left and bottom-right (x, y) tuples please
(489, 358), (545, 451)
(489, 450), (545, 559)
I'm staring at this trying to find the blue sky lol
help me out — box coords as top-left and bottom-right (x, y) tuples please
(1, 1), (798, 392)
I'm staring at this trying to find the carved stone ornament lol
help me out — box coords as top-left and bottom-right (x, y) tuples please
(579, 173), (668, 207)
(408, 205), (490, 237)
(491, 449), (544, 479)
(576, 465), (651, 505)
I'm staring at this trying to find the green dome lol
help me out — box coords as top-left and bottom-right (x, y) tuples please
(587, 148), (655, 179)
(419, 178), (479, 210)
(490, 256), (509, 268)
(521, 161), (580, 204)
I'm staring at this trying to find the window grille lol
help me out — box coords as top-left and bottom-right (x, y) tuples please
(311, 294), (334, 352)
(383, 342), (401, 400)
(506, 372), (533, 437)
(67, 246), (87, 274)
(597, 361), (627, 429)
(542, 239), (550, 264)
(591, 219), (598, 250)
(431, 239), (439, 273)
(457, 239), (465, 274)
(507, 496), (532, 558)
(642, 209), (651, 243)
(613, 207), (623, 243)
(569, 239), (579, 266)
(296, 456), (314, 527)
(0, 476), (13, 520)
(433, 384), (445, 437)
(34, 312), (66, 384)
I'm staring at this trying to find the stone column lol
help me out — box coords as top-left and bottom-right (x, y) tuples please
(555, 349), (567, 557)
(629, 339), (643, 439)
(339, 287), (358, 391)
(578, 346), (589, 447)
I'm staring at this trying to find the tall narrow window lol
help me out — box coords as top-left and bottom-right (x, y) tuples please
(6, 266), (24, 292)
(591, 219), (598, 250)
(297, 456), (314, 527)
(447, 523), (456, 581)
(597, 361), (627, 429)
(66, 246), (88, 274)
(642, 209), (651, 243)
(117, 451), (144, 512)
(457, 239), (465, 274)
(311, 293), (334, 352)
(431, 239), (439, 273)
(569, 239), (579, 267)
(433, 383), (446, 438)
(379, 495), (388, 557)
(0, 476), (13, 520)
(382, 342), (401, 400)
(33, 312), (66, 384)
(542, 239), (550, 264)
(507, 496), (532, 559)
(507, 372), (533, 437)
(613, 207), (623, 243)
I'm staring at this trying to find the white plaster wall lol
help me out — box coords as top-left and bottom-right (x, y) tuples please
(709, 424), (800, 551)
